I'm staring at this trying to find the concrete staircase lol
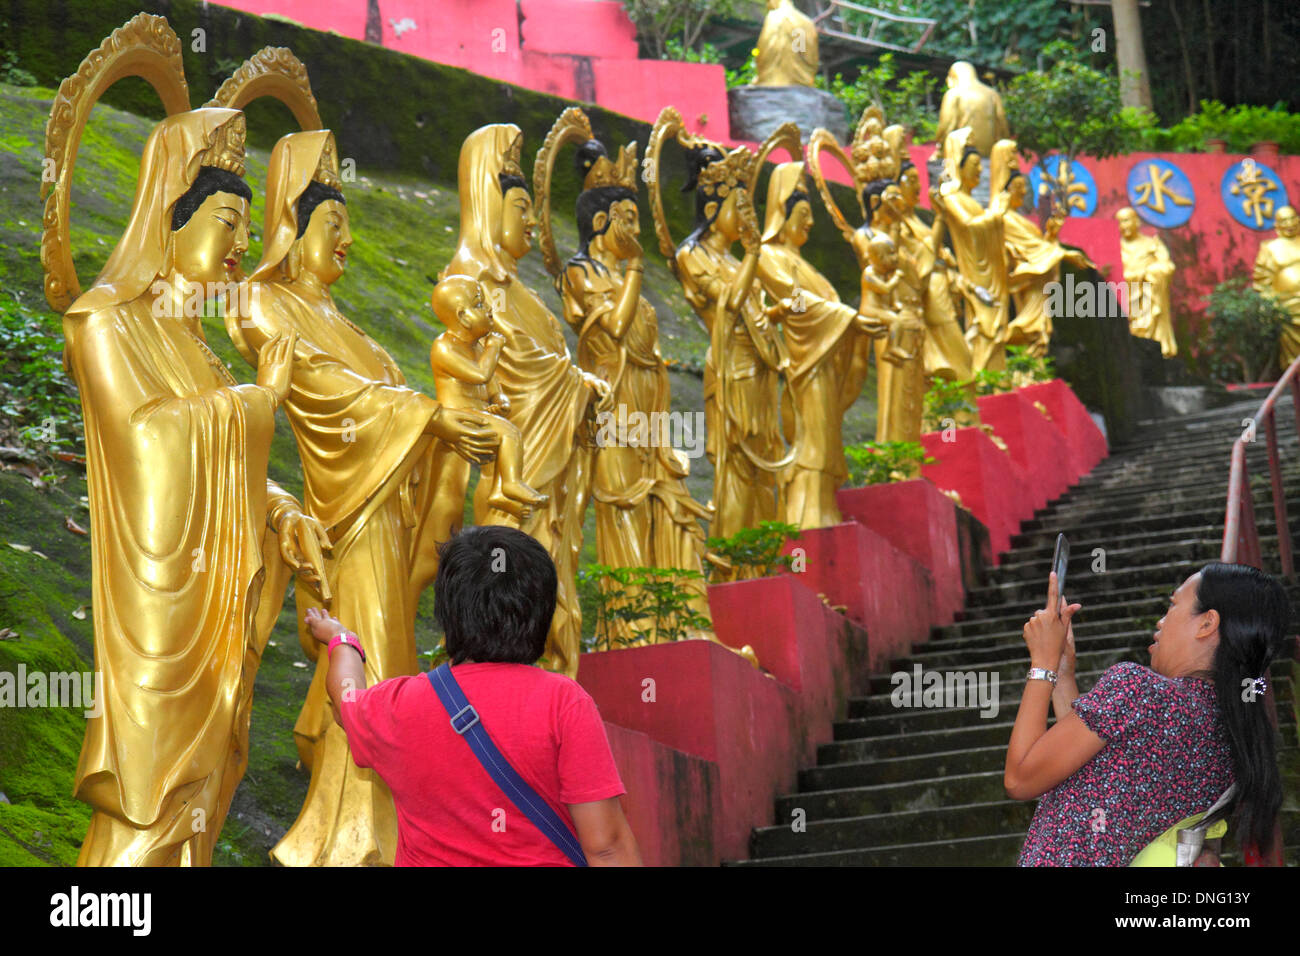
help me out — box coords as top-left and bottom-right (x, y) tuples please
(736, 395), (1300, 866)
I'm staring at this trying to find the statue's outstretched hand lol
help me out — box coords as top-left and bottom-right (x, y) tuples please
(278, 507), (332, 602)
(429, 406), (500, 465)
(257, 330), (298, 406)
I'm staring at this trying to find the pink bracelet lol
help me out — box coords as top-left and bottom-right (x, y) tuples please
(327, 630), (366, 664)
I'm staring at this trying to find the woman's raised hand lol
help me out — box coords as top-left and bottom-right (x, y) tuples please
(1023, 571), (1081, 671)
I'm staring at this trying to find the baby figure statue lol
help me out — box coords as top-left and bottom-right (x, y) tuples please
(430, 274), (549, 519)
(861, 233), (923, 367)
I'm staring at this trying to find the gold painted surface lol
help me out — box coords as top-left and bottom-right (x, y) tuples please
(754, 0), (818, 87)
(1253, 206), (1300, 368)
(63, 109), (321, 866)
(1117, 206), (1178, 358)
(442, 124), (609, 677)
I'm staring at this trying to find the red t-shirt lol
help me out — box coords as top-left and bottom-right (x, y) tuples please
(338, 661), (626, 866)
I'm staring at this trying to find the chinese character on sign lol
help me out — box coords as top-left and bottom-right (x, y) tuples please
(1029, 156), (1097, 218)
(1126, 159), (1196, 228)
(1222, 159), (1290, 231)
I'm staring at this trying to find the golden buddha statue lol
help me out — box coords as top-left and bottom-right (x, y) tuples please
(225, 127), (498, 867)
(807, 108), (942, 446)
(534, 107), (712, 641)
(755, 146), (882, 527)
(1253, 205), (1300, 368)
(40, 18), (329, 866)
(648, 107), (791, 554)
(932, 127), (1012, 372)
(754, 0), (819, 87)
(991, 140), (1094, 357)
(441, 124), (612, 677)
(932, 61), (1010, 161)
(1116, 206), (1178, 358)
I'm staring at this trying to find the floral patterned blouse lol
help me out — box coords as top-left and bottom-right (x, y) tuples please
(1018, 662), (1234, 866)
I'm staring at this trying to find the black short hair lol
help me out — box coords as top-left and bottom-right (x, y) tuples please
(171, 165), (252, 231)
(295, 180), (347, 238)
(899, 159), (916, 175)
(498, 172), (528, 196)
(433, 526), (557, 665)
(1003, 171), (1026, 192)
(575, 185), (637, 251)
(960, 145), (981, 168)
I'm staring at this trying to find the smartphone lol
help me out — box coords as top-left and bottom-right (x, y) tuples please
(1050, 533), (1069, 611)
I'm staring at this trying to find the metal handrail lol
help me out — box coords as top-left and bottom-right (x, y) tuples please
(811, 0), (937, 55)
(1219, 358), (1300, 577)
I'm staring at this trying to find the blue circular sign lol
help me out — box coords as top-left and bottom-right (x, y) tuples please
(1221, 159), (1289, 231)
(1125, 159), (1196, 228)
(1028, 156), (1097, 218)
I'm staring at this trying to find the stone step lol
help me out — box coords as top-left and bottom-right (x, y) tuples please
(820, 721), (1020, 762)
(748, 800), (1033, 858)
(773, 769), (1009, 820)
(733, 833), (1026, 866)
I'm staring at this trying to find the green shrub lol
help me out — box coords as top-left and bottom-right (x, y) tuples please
(705, 520), (801, 581)
(844, 440), (934, 486)
(823, 53), (938, 140)
(1142, 101), (1300, 155)
(923, 376), (978, 431)
(578, 564), (711, 653)
(0, 292), (81, 455)
(1199, 277), (1290, 383)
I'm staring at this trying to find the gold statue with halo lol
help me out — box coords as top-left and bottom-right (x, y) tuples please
(990, 139), (1095, 358)
(534, 107), (713, 641)
(754, 124), (883, 526)
(41, 16), (329, 866)
(441, 123), (613, 678)
(647, 106), (793, 558)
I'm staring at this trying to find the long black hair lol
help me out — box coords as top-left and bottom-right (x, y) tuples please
(1194, 562), (1290, 855)
(861, 177), (893, 227)
(295, 180), (347, 238)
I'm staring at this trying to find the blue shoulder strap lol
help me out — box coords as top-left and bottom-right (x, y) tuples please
(427, 664), (588, 867)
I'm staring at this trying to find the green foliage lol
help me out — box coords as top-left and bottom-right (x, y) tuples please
(578, 564), (711, 652)
(844, 441), (934, 487)
(824, 54), (938, 139)
(1199, 278), (1290, 383)
(0, 291), (81, 454)
(1139, 101), (1300, 155)
(705, 521), (801, 581)
(839, 0), (1102, 72)
(1006, 346), (1056, 383)
(0, 23), (37, 87)
(922, 376), (977, 431)
(1003, 41), (1155, 208)
(725, 47), (757, 89)
(664, 37), (723, 65)
(621, 0), (738, 60)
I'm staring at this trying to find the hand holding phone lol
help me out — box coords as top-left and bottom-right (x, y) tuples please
(1049, 533), (1069, 615)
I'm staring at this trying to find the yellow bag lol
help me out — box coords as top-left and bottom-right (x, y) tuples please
(1129, 786), (1235, 867)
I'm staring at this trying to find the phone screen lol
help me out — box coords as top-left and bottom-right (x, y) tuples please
(1050, 533), (1069, 611)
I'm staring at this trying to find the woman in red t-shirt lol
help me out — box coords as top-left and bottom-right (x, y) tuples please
(302, 525), (642, 866)
(1007, 562), (1288, 866)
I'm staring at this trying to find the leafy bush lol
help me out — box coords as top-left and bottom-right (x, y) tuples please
(0, 23), (37, 87)
(844, 440), (934, 486)
(1139, 101), (1300, 155)
(705, 520), (801, 581)
(578, 564), (711, 652)
(664, 37), (724, 65)
(1199, 278), (1290, 383)
(725, 47), (757, 88)
(0, 292), (81, 454)
(923, 376), (978, 431)
(823, 54), (939, 140)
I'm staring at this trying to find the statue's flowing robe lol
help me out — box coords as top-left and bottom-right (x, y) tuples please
(1120, 233), (1178, 358)
(676, 241), (783, 543)
(898, 211), (972, 382)
(562, 262), (711, 642)
(66, 300), (292, 866)
(941, 189), (1010, 371)
(1003, 210), (1069, 358)
(234, 278), (438, 866)
(756, 244), (856, 527)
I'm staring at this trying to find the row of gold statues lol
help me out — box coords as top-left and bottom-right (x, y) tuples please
(40, 15), (1125, 869)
